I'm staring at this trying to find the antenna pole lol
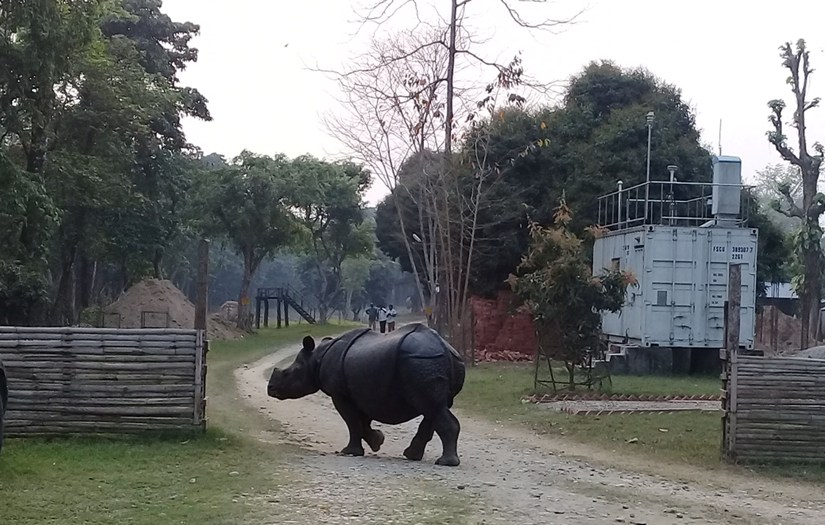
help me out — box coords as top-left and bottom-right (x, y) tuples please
(645, 112), (655, 221)
(718, 119), (723, 155)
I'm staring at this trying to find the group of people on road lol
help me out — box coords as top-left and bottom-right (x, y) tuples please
(365, 304), (397, 334)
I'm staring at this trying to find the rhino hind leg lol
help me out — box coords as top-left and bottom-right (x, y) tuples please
(332, 397), (366, 456)
(363, 423), (385, 453)
(433, 408), (461, 467)
(403, 417), (435, 461)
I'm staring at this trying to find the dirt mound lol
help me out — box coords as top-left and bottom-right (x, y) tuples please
(105, 278), (245, 341)
(754, 305), (803, 355)
(208, 313), (245, 341)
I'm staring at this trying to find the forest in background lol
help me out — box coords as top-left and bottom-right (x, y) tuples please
(1, 1), (798, 333)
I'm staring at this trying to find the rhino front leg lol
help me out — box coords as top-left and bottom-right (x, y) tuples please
(403, 418), (434, 461)
(332, 397), (365, 456)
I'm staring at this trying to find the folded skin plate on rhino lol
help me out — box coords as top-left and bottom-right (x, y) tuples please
(267, 323), (466, 466)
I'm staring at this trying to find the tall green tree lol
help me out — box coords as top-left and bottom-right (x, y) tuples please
(341, 257), (371, 320)
(287, 156), (372, 323)
(195, 152), (299, 330)
(0, 0), (102, 322)
(98, 0), (211, 281)
(0, 0), (210, 324)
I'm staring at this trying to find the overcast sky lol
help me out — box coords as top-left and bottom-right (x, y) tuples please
(163, 0), (825, 204)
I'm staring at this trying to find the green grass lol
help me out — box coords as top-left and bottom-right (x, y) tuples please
(457, 363), (825, 482)
(603, 374), (720, 397)
(0, 321), (360, 525)
(0, 431), (274, 525)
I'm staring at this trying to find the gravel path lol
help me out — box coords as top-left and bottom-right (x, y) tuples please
(236, 341), (825, 525)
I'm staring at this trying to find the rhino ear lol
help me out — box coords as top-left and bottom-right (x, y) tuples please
(301, 336), (316, 353)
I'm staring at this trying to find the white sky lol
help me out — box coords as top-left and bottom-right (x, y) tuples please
(163, 0), (825, 205)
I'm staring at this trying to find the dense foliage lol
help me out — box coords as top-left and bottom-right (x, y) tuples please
(0, 0), (211, 324)
(508, 200), (636, 387)
(0, 3), (795, 331)
(0, 1), (380, 327)
(376, 61), (791, 297)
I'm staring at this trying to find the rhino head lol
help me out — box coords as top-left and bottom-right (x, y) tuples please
(267, 336), (321, 400)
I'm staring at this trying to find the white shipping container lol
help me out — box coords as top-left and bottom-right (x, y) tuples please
(593, 225), (758, 349)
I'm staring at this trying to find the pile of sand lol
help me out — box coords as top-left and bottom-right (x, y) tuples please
(105, 279), (245, 341)
(797, 346), (825, 359)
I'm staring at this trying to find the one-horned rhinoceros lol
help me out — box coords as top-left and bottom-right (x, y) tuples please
(267, 323), (466, 466)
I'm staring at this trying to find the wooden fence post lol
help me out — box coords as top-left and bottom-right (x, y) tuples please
(194, 239), (209, 430)
(722, 264), (741, 461)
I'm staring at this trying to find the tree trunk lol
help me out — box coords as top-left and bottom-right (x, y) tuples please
(25, 126), (48, 174)
(53, 245), (78, 326)
(801, 234), (822, 348)
(345, 289), (353, 318)
(152, 248), (163, 279)
(76, 255), (96, 312)
(237, 254), (254, 331)
(318, 304), (329, 325)
(444, 0), (457, 156)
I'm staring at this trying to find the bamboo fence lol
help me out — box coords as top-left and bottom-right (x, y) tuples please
(724, 353), (825, 463)
(0, 327), (207, 436)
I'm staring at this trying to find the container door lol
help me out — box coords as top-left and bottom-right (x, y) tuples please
(706, 229), (730, 348)
(645, 228), (694, 346)
(693, 229), (709, 345)
(625, 234), (644, 342)
(597, 233), (625, 341)
(671, 229), (699, 345)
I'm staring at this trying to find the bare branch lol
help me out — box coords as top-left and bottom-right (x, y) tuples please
(767, 98), (802, 166)
(497, 0), (583, 32)
(777, 183), (805, 218)
(354, 0), (421, 29)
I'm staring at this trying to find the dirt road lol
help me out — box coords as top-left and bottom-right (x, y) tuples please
(237, 341), (824, 525)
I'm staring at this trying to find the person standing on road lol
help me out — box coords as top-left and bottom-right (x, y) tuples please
(387, 304), (397, 332)
(366, 303), (378, 331)
(378, 305), (388, 334)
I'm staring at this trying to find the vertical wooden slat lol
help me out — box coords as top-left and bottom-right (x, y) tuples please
(193, 329), (204, 426)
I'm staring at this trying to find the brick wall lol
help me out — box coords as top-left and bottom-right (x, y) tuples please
(471, 291), (536, 361)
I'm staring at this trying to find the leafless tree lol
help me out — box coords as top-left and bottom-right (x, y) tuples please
(767, 39), (825, 347)
(327, 0), (576, 351)
(354, 0), (578, 154)
(323, 28), (454, 318)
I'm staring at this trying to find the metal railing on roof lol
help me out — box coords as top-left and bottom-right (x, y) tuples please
(597, 180), (753, 231)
